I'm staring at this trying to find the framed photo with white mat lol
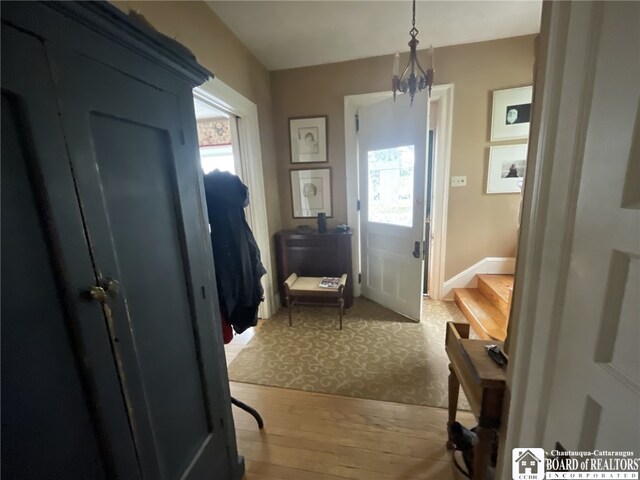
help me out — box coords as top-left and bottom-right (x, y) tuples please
(491, 86), (532, 141)
(487, 144), (528, 194)
(290, 167), (332, 218)
(289, 116), (328, 163)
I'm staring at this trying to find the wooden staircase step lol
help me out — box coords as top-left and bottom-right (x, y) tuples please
(477, 274), (514, 319)
(453, 288), (507, 342)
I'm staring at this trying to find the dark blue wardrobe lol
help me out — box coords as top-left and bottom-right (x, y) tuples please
(1, 2), (243, 478)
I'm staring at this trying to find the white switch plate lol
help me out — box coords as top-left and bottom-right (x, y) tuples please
(451, 176), (467, 187)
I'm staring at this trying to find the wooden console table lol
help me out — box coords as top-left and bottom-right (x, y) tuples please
(445, 322), (506, 479)
(275, 230), (353, 308)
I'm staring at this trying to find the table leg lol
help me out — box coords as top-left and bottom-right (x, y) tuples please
(446, 364), (459, 450)
(472, 425), (494, 480)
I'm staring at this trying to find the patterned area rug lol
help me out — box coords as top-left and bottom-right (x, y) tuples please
(228, 297), (470, 410)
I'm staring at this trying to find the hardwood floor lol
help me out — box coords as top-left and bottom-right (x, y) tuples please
(226, 327), (474, 480)
(225, 322), (259, 365)
(230, 382), (473, 480)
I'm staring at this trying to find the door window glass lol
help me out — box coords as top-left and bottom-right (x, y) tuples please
(367, 145), (414, 226)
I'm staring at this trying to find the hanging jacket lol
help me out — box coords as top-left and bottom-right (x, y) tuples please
(203, 170), (266, 334)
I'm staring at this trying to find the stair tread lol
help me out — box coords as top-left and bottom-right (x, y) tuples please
(453, 288), (507, 341)
(477, 274), (513, 305)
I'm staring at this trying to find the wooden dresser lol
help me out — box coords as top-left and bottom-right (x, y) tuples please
(275, 230), (353, 308)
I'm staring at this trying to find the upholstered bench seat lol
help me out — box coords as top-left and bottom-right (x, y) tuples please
(283, 273), (348, 329)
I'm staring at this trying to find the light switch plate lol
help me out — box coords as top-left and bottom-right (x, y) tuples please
(451, 176), (467, 187)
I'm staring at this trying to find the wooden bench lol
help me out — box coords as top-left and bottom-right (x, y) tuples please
(284, 273), (348, 329)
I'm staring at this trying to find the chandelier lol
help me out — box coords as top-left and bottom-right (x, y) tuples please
(392, 0), (435, 105)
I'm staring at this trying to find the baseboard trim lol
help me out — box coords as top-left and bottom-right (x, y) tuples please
(442, 257), (516, 299)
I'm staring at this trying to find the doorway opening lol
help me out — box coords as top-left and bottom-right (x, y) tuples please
(193, 100), (237, 174)
(423, 129), (435, 294)
(344, 85), (454, 308)
(193, 80), (274, 319)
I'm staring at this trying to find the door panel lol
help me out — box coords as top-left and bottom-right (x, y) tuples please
(47, 46), (234, 479)
(88, 115), (211, 475)
(358, 92), (429, 320)
(1, 90), (108, 480)
(542, 1), (639, 451)
(1, 26), (140, 479)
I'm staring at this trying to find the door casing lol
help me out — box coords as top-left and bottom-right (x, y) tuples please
(499, 0), (640, 475)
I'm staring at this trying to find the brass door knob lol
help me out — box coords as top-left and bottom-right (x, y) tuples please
(88, 286), (108, 303)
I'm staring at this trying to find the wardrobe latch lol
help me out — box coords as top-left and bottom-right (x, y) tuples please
(88, 286), (108, 303)
(102, 278), (120, 298)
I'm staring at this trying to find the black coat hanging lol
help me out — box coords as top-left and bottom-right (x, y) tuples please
(203, 170), (266, 333)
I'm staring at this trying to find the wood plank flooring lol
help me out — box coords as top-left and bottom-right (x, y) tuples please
(230, 382), (473, 480)
(226, 325), (474, 480)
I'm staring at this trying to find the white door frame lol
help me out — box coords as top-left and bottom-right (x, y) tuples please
(500, 0), (639, 469)
(344, 84), (454, 300)
(194, 79), (275, 319)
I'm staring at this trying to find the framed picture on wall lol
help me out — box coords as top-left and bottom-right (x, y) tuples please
(289, 116), (328, 163)
(487, 144), (528, 194)
(290, 168), (332, 218)
(490, 86), (533, 141)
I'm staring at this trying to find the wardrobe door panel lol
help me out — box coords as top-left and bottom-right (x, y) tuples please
(0, 26), (140, 480)
(47, 47), (234, 480)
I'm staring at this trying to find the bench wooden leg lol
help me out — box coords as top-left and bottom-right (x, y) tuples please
(339, 298), (344, 330)
(287, 296), (292, 327)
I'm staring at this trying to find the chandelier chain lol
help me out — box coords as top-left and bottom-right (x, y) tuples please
(412, 0), (416, 28)
(391, 0), (434, 104)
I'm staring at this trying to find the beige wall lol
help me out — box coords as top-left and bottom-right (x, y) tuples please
(271, 35), (535, 280)
(112, 1), (282, 289)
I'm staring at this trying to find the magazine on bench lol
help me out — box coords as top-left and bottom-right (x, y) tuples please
(319, 277), (341, 289)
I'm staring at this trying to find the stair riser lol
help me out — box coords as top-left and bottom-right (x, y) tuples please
(478, 277), (510, 318)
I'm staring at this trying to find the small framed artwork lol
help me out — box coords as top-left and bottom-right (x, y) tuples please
(487, 144), (528, 194)
(491, 86), (533, 141)
(289, 116), (328, 163)
(290, 168), (332, 218)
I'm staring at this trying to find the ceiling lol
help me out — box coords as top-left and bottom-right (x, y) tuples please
(207, 1), (542, 71)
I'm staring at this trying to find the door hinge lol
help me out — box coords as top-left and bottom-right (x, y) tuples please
(355, 113), (359, 132)
(357, 199), (361, 211)
(358, 273), (362, 284)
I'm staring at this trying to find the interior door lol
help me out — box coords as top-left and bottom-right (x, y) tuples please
(46, 45), (237, 479)
(541, 1), (639, 451)
(358, 91), (429, 320)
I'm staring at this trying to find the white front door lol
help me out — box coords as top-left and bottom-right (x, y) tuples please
(358, 91), (429, 320)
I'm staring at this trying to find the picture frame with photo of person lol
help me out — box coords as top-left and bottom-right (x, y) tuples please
(289, 116), (328, 163)
(487, 144), (528, 194)
(290, 167), (332, 218)
(490, 86), (533, 141)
